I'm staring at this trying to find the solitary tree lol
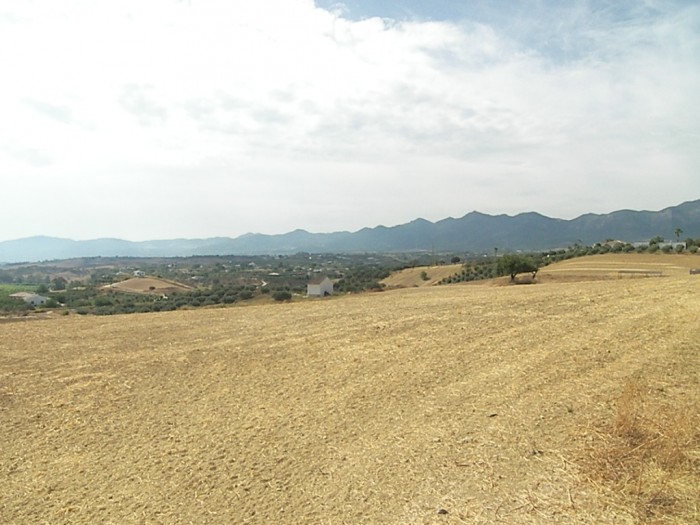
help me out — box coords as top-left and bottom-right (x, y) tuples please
(51, 277), (67, 291)
(674, 228), (683, 242)
(496, 254), (539, 282)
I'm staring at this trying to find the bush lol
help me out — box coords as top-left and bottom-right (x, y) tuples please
(0, 296), (31, 313)
(273, 291), (292, 301)
(94, 296), (113, 307)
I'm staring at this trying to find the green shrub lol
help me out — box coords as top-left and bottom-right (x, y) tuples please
(273, 291), (292, 301)
(94, 296), (113, 307)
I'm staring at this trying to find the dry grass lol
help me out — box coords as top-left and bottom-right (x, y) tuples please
(1, 254), (699, 524)
(580, 380), (700, 524)
(381, 264), (463, 288)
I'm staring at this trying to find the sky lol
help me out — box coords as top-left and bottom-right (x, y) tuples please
(1, 0), (699, 242)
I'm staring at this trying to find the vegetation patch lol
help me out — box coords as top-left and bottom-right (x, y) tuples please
(0, 284), (38, 314)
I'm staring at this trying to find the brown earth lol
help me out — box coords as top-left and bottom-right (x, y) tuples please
(1, 254), (699, 524)
(105, 277), (192, 295)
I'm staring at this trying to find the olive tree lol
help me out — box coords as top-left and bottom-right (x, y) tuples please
(496, 254), (540, 282)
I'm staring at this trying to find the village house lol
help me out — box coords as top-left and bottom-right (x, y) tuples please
(9, 292), (50, 307)
(307, 276), (333, 297)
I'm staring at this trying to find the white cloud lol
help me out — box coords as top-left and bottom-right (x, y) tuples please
(0, 0), (698, 241)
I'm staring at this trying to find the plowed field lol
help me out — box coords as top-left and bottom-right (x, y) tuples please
(106, 277), (192, 295)
(2, 255), (699, 524)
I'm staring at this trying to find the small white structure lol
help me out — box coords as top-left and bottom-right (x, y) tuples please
(307, 276), (333, 297)
(10, 292), (49, 306)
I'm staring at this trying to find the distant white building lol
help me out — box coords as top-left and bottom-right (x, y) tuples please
(10, 292), (49, 306)
(307, 276), (333, 297)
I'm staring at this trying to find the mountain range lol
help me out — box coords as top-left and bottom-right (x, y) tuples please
(2, 200), (699, 263)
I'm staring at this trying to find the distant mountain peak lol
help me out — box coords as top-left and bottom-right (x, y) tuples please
(1, 200), (698, 263)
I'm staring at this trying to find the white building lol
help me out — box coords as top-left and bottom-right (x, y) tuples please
(307, 276), (333, 297)
(10, 292), (50, 306)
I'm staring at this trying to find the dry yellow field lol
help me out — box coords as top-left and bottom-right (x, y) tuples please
(105, 277), (193, 295)
(381, 264), (463, 288)
(538, 253), (699, 281)
(1, 255), (699, 524)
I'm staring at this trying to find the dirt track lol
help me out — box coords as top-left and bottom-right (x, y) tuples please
(1, 257), (699, 524)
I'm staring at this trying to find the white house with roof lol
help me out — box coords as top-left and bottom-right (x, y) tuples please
(307, 276), (333, 297)
(10, 292), (50, 306)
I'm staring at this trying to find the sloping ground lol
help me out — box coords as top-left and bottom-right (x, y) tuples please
(538, 253), (699, 282)
(381, 263), (463, 288)
(1, 276), (699, 524)
(105, 277), (192, 294)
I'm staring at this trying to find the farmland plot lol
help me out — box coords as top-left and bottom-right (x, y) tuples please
(1, 258), (699, 524)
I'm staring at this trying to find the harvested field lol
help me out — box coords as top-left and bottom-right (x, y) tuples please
(1, 256), (699, 524)
(538, 253), (699, 282)
(381, 264), (463, 288)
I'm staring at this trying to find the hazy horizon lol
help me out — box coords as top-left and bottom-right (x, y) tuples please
(2, 1), (698, 242)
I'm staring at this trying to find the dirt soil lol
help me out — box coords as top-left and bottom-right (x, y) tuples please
(381, 264), (463, 288)
(1, 255), (699, 524)
(105, 277), (192, 295)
